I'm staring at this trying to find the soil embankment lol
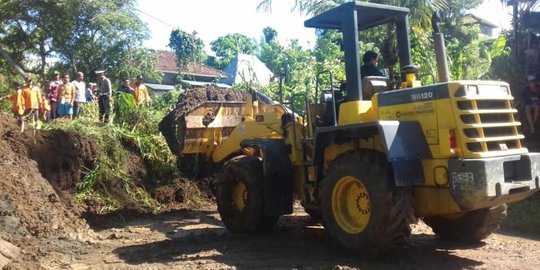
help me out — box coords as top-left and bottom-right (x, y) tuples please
(0, 114), (212, 269)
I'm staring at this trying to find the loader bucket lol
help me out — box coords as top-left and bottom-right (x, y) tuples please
(159, 86), (248, 156)
(181, 101), (245, 154)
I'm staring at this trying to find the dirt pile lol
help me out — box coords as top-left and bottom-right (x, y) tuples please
(0, 115), (99, 267)
(159, 86), (247, 155)
(0, 116), (95, 239)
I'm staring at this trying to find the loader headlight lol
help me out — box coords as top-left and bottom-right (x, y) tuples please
(434, 166), (448, 186)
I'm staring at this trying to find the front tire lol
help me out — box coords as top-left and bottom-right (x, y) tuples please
(321, 151), (415, 257)
(424, 204), (507, 242)
(217, 155), (278, 233)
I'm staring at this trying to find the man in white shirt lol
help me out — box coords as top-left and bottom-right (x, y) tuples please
(72, 72), (86, 118)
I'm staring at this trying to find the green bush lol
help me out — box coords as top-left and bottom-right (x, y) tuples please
(504, 192), (540, 234)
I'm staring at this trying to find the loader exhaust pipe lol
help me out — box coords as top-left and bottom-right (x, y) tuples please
(432, 11), (450, 82)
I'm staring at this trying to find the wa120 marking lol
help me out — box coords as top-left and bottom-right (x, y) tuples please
(411, 92), (434, 102)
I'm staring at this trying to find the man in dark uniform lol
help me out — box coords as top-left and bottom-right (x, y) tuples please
(96, 70), (112, 123)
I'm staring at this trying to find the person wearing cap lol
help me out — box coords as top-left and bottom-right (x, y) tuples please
(96, 70), (112, 123)
(361, 51), (384, 78)
(72, 72), (86, 118)
(133, 75), (151, 106)
(48, 71), (62, 119)
(523, 75), (540, 133)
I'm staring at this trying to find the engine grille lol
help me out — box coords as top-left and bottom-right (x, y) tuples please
(455, 87), (525, 156)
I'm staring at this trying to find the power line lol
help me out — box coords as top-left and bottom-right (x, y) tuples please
(134, 7), (176, 29)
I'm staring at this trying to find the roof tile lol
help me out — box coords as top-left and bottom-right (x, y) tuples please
(154, 50), (230, 78)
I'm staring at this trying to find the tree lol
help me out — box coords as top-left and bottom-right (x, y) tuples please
(258, 31), (317, 109)
(257, 0), (345, 15)
(209, 33), (257, 69)
(113, 48), (162, 83)
(168, 29), (206, 68)
(263, 27), (278, 43)
(258, 0), (488, 83)
(0, 0), (158, 83)
(314, 30), (346, 84)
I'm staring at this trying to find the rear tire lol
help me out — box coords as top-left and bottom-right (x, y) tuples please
(217, 155), (278, 233)
(424, 204), (507, 243)
(321, 151), (415, 257)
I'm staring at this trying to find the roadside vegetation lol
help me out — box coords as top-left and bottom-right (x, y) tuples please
(43, 91), (185, 214)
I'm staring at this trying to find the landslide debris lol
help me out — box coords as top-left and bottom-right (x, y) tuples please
(0, 112), (215, 268)
(0, 115), (96, 268)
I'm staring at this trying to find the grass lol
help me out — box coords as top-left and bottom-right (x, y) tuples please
(44, 92), (181, 214)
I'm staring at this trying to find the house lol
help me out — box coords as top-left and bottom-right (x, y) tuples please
(220, 53), (274, 87)
(463, 14), (499, 38)
(146, 50), (231, 96)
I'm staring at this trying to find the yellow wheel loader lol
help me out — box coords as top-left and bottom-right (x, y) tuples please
(160, 2), (540, 256)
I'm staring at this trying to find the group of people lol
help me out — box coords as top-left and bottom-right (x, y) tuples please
(0, 77), (49, 131)
(94, 72), (151, 123)
(0, 70), (151, 131)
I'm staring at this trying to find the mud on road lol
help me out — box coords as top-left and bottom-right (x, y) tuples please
(38, 203), (540, 270)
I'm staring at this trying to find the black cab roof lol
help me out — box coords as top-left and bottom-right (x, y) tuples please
(304, 2), (409, 30)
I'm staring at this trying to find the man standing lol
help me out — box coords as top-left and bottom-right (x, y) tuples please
(133, 75), (151, 106)
(48, 71), (62, 119)
(96, 70), (112, 123)
(56, 74), (76, 119)
(116, 77), (135, 96)
(21, 77), (39, 117)
(72, 72), (86, 118)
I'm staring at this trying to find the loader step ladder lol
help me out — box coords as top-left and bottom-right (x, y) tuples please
(301, 137), (316, 204)
(289, 93), (317, 204)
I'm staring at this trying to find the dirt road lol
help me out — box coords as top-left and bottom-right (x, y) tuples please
(33, 204), (540, 270)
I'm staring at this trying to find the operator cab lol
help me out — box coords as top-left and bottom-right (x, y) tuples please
(305, 2), (416, 126)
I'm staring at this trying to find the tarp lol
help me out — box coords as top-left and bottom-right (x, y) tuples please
(145, 83), (175, 91)
(220, 53), (274, 87)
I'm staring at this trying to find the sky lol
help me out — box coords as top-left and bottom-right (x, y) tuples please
(136, 0), (513, 53)
(136, 0), (315, 52)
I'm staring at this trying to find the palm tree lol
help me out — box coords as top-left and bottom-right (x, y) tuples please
(258, 0), (449, 25)
(257, 0), (348, 16)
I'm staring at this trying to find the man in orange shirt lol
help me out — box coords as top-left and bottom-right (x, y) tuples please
(0, 82), (26, 132)
(21, 77), (40, 122)
(56, 73), (76, 119)
(133, 75), (151, 106)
